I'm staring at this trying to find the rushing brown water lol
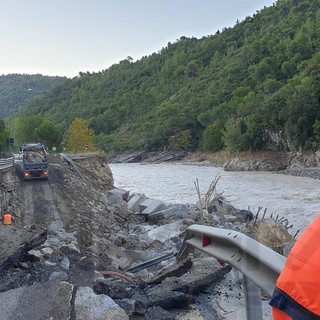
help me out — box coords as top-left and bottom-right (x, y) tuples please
(110, 162), (320, 236)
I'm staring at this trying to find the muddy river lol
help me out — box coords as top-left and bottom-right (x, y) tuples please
(110, 162), (320, 237)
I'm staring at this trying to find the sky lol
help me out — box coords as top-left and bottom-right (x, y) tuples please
(0, 0), (275, 78)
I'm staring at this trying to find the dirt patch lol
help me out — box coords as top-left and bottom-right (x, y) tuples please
(184, 150), (291, 166)
(184, 150), (233, 165)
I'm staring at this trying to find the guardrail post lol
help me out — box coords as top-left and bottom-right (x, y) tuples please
(243, 276), (263, 320)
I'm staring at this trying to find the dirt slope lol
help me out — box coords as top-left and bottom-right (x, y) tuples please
(3, 154), (132, 268)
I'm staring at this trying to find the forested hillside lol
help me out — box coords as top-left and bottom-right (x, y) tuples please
(15, 0), (320, 154)
(0, 74), (65, 117)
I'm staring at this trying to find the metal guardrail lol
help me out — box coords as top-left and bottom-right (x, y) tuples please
(176, 225), (286, 320)
(61, 153), (86, 181)
(0, 157), (14, 171)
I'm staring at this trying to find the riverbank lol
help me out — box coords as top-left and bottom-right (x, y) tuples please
(186, 151), (320, 180)
(107, 150), (283, 166)
(108, 150), (320, 180)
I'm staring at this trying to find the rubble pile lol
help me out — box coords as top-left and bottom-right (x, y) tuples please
(0, 154), (294, 319)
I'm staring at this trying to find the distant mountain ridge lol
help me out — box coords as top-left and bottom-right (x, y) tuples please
(0, 74), (65, 117)
(12, 0), (320, 154)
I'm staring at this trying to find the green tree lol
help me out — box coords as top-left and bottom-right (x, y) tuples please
(0, 119), (9, 152)
(11, 115), (62, 150)
(65, 118), (96, 152)
(200, 121), (225, 151)
(12, 115), (44, 145)
(281, 78), (319, 150)
(35, 119), (63, 149)
(223, 118), (250, 153)
(169, 130), (191, 152)
(197, 110), (216, 127)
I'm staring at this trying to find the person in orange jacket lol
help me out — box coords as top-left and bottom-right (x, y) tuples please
(3, 212), (13, 225)
(269, 213), (320, 319)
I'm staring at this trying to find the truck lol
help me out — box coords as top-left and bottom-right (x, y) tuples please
(20, 143), (49, 180)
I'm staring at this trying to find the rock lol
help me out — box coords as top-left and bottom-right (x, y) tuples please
(146, 221), (187, 245)
(236, 209), (253, 222)
(131, 293), (150, 314)
(64, 242), (81, 253)
(40, 247), (54, 257)
(60, 256), (70, 270)
(111, 260), (120, 270)
(207, 196), (253, 222)
(115, 298), (135, 316)
(127, 194), (147, 213)
(224, 158), (255, 171)
(27, 249), (42, 261)
(105, 188), (130, 204)
(145, 306), (175, 320)
(223, 152), (289, 172)
(208, 196), (238, 216)
(75, 286), (129, 320)
(92, 240), (132, 270)
(49, 271), (68, 281)
(18, 262), (29, 269)
(108, 151), (186, 163)
(148, 258), (193, 285)
(0, 281), (74, 320)
(140, 199), (167, 216)
(135, 269), (154, 282)
(147, 284), (193, 309)
(48, 221), (62, 235)
(148, 204), (189, 224)
(93, 279), (135, 299)
(45, 261), (57, 267)
(257, 159), (278, 171)
(107, 152), (147, 163)
(0, 227), (47, 271)
(56, 231), (77, 244)
(44, 236), (61, 248)
(145, 257), (231, 309)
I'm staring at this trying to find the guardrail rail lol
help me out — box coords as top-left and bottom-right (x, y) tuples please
(61, 153), (86, 181)
(176, 225), (287, 320)
(0, 157), (14, 171)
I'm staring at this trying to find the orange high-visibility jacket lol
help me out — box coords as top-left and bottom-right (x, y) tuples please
(270, 214), (320, 319)
(3, 213), (12, 225)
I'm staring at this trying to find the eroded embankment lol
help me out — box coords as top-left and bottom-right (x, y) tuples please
(0, 154), (295, 319)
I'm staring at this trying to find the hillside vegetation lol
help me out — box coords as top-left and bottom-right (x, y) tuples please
(12, 0), (320, 154)
(0, 74), (65, 117)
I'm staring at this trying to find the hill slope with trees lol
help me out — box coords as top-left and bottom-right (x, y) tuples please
(13, 0), (320, 154)
(0, 74), (66, 117)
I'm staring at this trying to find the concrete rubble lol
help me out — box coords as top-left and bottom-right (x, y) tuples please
(0, 281), (74, 320)
(0, 154), (295, 319)
(75, 286), (129, 320)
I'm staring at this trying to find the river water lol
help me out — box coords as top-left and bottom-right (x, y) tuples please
(109, 162), (320, 236)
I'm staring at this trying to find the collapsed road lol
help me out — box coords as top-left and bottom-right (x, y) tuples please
(0, 153), (294, 319)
